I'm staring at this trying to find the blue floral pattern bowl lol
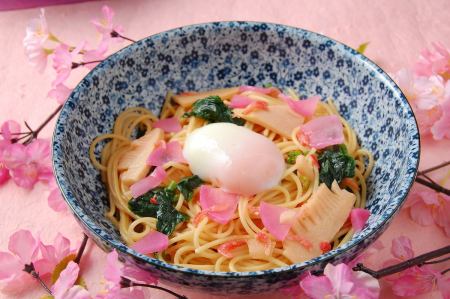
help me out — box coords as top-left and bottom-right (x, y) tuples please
(52, 21), (419, 294)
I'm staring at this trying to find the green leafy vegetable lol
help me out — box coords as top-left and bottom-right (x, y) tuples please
(156, 194), (189, 235)
(286, 150), (303, 164)
(318, 144), (355, 188)
(128, 188), (161, 217)
(128, 182), (189, 235)
(263, 82), (273, 88)
(183, 96), (244, 125)
(176, 175), (203, 201)
(356, 42), (370, 54)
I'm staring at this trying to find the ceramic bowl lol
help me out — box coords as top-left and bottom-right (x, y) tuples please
(52, 21), (419, 295)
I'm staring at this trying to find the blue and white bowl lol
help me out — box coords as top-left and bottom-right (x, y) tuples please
(52, 22), (419, 295)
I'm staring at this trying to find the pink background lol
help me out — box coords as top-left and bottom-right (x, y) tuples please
(0, 0), (449, 298)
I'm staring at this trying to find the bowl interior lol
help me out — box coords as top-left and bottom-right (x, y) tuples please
(53, 22), (419, 277)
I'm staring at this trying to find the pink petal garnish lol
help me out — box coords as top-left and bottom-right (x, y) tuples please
(147, 141), (186, 166)
(280, 94), (320, 117)
(166, 141), (187, 163)
(239, 85), (280, 96)
(350, 208), (370, 232)
(51, 261), (80, 298)
(131, 231), (169, 254)
(130, 166), (167, 198)
(391, 236), (414, 260)
(229, 94), (253, 108)
(153, 117), (182, 133)
(297, 115), (344, 149)
(259, 201), (292, 241)
(199, 185), (239, 224)
(8, 230), (39, 264)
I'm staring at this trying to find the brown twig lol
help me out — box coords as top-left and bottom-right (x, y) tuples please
(74, 234), (89, 264)
(9, 105), (63, 145)
(418, 161), (450, 175)
(353, 245), (450, 279)
(120, 277), (188, 299)
(110, 30), (136, 43)
(415, 177), (450, 196)
(71, 60), (104, 69)
(23, 263), (52, 295)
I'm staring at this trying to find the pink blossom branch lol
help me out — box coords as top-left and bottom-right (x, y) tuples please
(23, 263), (52, 295)
(353, 245), (450, 279)
(414, 161), (450, 195)
(7, 104), (63, 145)
(120, 277), (188, 299)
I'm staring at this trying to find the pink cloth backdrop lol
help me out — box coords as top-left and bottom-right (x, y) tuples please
(0, 1), (449, 298)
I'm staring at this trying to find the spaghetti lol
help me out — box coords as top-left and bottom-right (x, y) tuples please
(89, 86), (374, 272)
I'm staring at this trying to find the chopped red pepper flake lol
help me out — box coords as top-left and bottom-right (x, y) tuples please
(218, 240), (247, 258)
(320, 241), (332, 253)
(150, 196), (158, 204)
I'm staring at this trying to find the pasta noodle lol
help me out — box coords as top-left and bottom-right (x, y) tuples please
(89, 87), (374, 272)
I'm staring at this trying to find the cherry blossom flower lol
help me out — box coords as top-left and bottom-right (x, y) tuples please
(52, 42), (85, 87)
(5, 139), (53, 189)
(395, 69), (450, 139)
(48, 83), (73, 104)
(91, 5), (124, 42)
(23, 9), (51, 73)
(0, 164), (10, 186)
(0, 230), (40, 292)
(101, 250), (156, 298)
(404, 184), (450, 237)
(51, 261), (91, 299)
(348, 240), (385, 269)
(300, 263), (380, 299)
(431, 98), (450, 140)
(414, 42), (450, 78)
(34, 233), (75, 275)
(0, 120), (22, 185)
(82, 40), (109, 70)
(385, 236), (450, 298)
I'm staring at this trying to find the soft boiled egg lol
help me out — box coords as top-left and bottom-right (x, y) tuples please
(183, 123), (285, 196)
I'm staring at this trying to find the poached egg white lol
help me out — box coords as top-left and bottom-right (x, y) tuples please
(183, 123), (285, 196)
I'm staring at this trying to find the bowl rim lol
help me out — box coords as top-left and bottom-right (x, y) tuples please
(52, 20), (420, 278)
